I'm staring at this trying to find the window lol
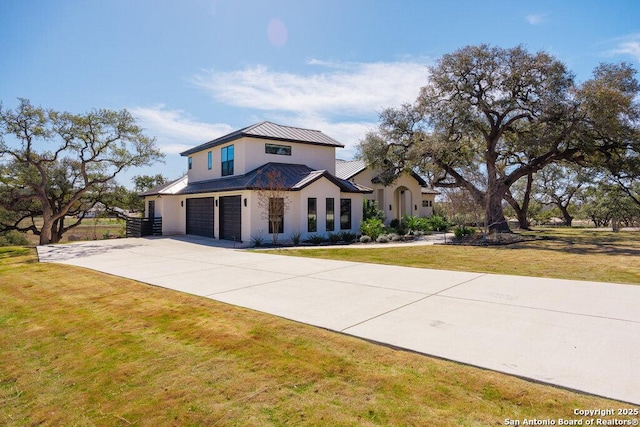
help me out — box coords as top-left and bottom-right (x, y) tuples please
(268, 197), (284, 234)
(340, 199), (351, 230)
(307, 198), (317, 232)
(265, 143), (291, 156)
(207, 151), (212, 170)
(422, 200), (433, 207)
(221, 145), (234, 176)
(188, 157), (193, 170)
(326, 198), (334, 231)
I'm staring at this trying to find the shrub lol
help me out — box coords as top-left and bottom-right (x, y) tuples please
(339, 231), (357, 243)
(250, 235), (265, 247)
(388, 232), (403, 242)
(359, 235), (371, 243)
(453, 225), (476, 239)
(403, 215), (432, 233)
(426, 215), (450, 232)
(363, 200), (385, 221)
(359, 218), (385, 240)
(389, 219), (406, 235)
(0, 231), (29, 247)
(327, 232), (341, 244)
(289, 230), (303, 246)
(376, 234), (389, 243)
(305, 234), (327, 244)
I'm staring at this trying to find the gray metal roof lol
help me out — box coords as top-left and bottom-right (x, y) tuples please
(174, 163), (369, 195)
(335, 159), (366, 180)
(181, 121), (344, 156)
(139, 176), (188, 197)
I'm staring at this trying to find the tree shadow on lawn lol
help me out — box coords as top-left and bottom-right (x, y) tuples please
(507, 231), (640, 257)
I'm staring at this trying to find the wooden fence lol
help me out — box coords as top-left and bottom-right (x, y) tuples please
(125, 217), (162, 238)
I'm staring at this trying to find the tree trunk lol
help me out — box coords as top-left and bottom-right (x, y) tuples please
(39, 216), (53, 245)
(503, 194), (530, 230)
(516, 209), (531, 230)
(486, 190), (511, 234)
(559, 206), (573, 227)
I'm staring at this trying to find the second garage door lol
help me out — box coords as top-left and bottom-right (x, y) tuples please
(186, 197), (214, 238)
(219, 195), (242, 241)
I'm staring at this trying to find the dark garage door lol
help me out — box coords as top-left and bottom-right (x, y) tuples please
(186, 198), (214, 238)
(219, 195), (242, 241)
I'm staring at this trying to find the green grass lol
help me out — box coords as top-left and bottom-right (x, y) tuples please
(266, 228), (640, 285)
(1, 246), (636, 425)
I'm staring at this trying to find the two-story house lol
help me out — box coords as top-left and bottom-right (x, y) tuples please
(140, 121), (439, 244)
(140, 122), (370, 243)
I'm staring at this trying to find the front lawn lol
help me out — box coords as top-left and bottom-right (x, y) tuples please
(1, 247), (635, 425)
(267, 228), (640, 285)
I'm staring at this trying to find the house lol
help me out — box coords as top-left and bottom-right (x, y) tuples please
(335, 159), (438, 224)
(140, 121), (437, 243)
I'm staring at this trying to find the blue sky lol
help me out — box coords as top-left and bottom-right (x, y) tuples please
(1, 0), (639, 185)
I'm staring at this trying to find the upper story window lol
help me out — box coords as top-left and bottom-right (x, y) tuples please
(221, 145), (234, 176)
(265, 143), (291, 156)
(207, 151), (212, 170)
(188, 157), (193, 170)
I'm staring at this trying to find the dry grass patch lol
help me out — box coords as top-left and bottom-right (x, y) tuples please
(270, 228), (640, 285)
(1, 247), (636, 425)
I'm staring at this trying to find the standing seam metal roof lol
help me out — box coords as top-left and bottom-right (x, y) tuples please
(335, 159), (367, 180)
(174, 163), (369, 195)
(180, 121), (344, 156)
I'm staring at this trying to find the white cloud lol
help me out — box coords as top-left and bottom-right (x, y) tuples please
(130, 105), (233, 154)
(191, 60), (429, 117)
(189, 59), (429, 156)
(611, 36), (640, 63)
(526, 14), (545, 25)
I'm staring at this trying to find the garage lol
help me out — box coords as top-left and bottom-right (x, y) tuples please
(185, 197), (214, 238)
(219, 195), (242, 241)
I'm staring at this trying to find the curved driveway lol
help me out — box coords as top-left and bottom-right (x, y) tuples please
(37, 236), (640, 405)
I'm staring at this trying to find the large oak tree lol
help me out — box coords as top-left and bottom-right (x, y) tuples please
(0, 99), (164, 244)
(359, 45), (640, 233)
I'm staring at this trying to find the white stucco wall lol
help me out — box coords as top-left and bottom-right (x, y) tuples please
(297, 178), (343, 239)
(161, 195), (186, 235)
(145, 195), (186, 235)
(241, 137), (337, 174)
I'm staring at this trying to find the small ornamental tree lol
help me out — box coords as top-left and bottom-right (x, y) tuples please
(255, 169), (291, 245)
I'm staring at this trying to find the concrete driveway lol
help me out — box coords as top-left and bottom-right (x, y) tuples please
(37, 236), (640, 405)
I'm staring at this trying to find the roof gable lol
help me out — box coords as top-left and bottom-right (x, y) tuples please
(180, 121), (344, 156)
(336, 159), (429, 187)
